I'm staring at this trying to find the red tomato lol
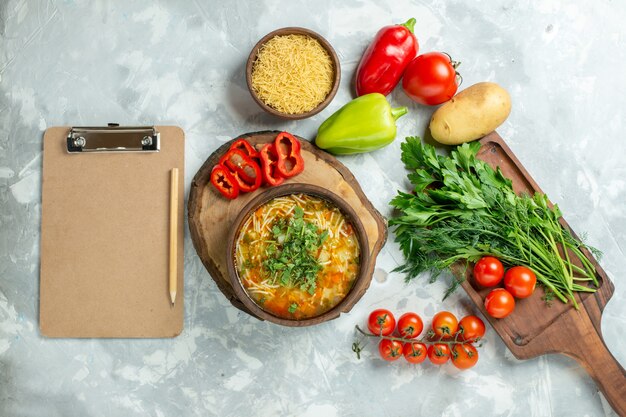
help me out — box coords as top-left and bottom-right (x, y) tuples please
(367, 309), (396, 336)
(484, 288), (515, 318)
(431, 311), (458, 339)
(458, 315), (486, 342)
(504, 266), (537, 298)
(379, 339), (403, 361)
(427, 343), (450, 365)
(402, 52), (459, 105)
(451, 344), (479, 370)
(473, 256), (505, 287)
(403, 342), (427, 364)
(397, 312), (424, 339)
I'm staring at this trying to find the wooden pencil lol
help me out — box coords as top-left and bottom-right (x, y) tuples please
(169, 168), (178, 305)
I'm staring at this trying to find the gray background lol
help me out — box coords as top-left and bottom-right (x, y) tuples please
(1, 0), (625, 416)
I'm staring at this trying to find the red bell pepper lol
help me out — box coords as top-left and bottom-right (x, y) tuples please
(229, 138), (259, 159)
(210, 164), (239, 199)
(274, 132), (304, 178)
(220, 148), (261, 186)
(355, 18), (418, 97)
(259, 143), (284, 186)
(230, 165), (262, 193)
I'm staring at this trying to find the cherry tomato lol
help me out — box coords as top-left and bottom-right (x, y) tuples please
(427, 343), (450, 365)
(431, 311), (458, 339)
(484, 288), (515, 318)
(504, 266), (537, 298)
(401, 52), (459, 105)
(367, 309), (396, 336)
(458, 315), (486, 342)
(473, 256), (505, 287)
(403, 342), (427, 364)
(378, 339), (403, 361)
(397, 312), (424, 339)
(451, 343), (479, 370)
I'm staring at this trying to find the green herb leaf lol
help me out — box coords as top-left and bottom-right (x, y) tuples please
(262, 205), (326, 294)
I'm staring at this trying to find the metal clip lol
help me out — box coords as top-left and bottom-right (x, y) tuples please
(67, 125), (160, 153)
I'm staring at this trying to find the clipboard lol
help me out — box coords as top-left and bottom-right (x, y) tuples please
(40, 125), (184, 338)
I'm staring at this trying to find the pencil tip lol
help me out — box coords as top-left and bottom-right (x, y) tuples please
(170, 292), (176, 305)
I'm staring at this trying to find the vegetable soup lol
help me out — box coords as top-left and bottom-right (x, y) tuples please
(234, 194), (360, 319)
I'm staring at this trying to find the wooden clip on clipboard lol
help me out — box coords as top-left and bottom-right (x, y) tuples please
(40, 126), (184, 338)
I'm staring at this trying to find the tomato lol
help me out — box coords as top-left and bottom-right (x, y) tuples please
(504, 266), (537, 298)
(378, 339), (403, 361)
(431, 311), (458, 339)
(401, 52), (459, 105)
(397, 312), (424, 339)
(451, 343), (479, 370)
(473, 256), (505, 287)
(367, 309), (396, 336)
(427, 343), (450, 365)
(484, 288), (515, 318)
(403, 342), (427, 364)
(458, 315), (486, 342)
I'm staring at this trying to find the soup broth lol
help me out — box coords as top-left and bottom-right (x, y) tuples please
(235, 194), (360, 319)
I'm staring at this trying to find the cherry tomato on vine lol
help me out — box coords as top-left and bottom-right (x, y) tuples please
(367, 309), (396, 336)
(451, 343), (479, 370)
(504, 266), (537, 298)
(458, 315), (486, 342)
(403, 342), (427, 364)
(431, 311), (458, 339)
(473, 256), (505, 287)
(427, 343), (450, 365)
(397, 312), (424, 339)
(484, 288), (515, 318)
(402, 52), (460, 105)
(378, 339), (403, 361)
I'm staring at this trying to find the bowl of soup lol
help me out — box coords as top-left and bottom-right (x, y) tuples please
(226, 184), (369, 326)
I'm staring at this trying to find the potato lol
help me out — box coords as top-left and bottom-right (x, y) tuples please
(429, 82), (511, 145)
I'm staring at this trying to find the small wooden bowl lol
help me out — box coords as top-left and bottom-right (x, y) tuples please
(245, 27), (341, 120)
(226, 183), (369, 327)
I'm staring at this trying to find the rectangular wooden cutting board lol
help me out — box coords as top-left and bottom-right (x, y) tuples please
(464, 132), (625, 414)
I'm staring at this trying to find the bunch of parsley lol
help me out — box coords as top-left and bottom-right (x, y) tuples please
(390, 137), (599, 307)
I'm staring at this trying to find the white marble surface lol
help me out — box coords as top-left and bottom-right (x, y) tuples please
(1, 0), (625, 416)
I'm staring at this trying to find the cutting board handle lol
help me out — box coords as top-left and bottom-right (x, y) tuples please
(563, 320), (626, 415)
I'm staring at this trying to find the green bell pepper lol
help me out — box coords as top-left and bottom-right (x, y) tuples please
(315, 93), (408, 155)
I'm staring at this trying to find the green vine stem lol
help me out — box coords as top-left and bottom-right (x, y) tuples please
(354, 325), (479, 345)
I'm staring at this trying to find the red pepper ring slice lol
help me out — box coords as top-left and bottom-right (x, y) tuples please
(220, 148), (261, 185)
(274, 132), (304, 178)
(229, 138), (259, 159)
(210, 164), (239, 200)
(230, 162), (262, 193)
(259, 143), (284, 186)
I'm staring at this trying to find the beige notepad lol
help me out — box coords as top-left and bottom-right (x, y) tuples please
(39, 126), (184, 338)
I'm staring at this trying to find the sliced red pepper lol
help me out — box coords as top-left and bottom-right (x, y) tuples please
(219, 148), (261, 185)
(230, 163), (262, 193)
(229, 138), (259, 159)
(274, 132), (304, 178)
(259, 143), (284, 186)
(210, 164), (239, 200)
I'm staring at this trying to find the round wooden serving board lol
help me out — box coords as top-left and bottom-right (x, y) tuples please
(188, 131), (387, 320)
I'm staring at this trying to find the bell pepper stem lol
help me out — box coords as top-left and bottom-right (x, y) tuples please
(391, 106), (408, 121)
(401, 18), (416, 33)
